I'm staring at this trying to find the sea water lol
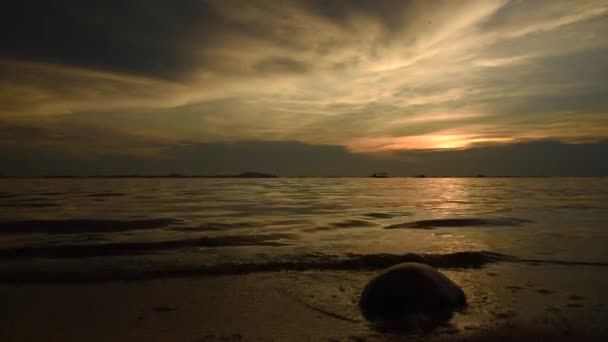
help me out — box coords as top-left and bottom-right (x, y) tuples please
(1, 178), (608, 281)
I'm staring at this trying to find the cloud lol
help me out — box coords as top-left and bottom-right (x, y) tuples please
(474, 54), (535, 67)
(0, 120), (171, 157)
(0, 0), (607, 164)
(255, 57), (311, 74)
(0, 60), (189, 117)
(0, 0), (224, 79)
(481, 0), (608, 39)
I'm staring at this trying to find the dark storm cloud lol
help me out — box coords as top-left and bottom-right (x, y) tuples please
(0, 0), (222, 79)
(0, 0), (465, 79)
(454, 47), (608, 133)
(404, 140), (608, 177)
(0, 124), (46, 141)
(2, 139), (608, 177)
(0, 140), (377, 177)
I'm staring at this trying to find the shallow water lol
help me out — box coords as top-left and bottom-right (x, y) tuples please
(1, 178), (608, 281)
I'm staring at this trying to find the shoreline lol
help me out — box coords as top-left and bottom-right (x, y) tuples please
(2, 263), (607, 341)
(2, 176), (606, 179)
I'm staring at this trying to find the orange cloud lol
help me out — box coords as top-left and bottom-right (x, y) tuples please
(348, 133), (514, 152)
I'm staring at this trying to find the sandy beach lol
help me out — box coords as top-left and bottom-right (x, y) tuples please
(2, 262), (607, 341)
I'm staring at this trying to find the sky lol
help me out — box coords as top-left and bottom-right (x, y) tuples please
(1, 0), (607, 176)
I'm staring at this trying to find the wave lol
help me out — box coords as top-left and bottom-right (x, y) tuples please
(168, 221), (263, 232)
(331, 219), (377, 228)
(84, 193), (126, 197)
(0, 218), (179, 234)
(0, 202), (61, 208)
(363, 212), (414, 219)
(33, 192), (67, 196)
(302, 219), (378, 232)
(0, 233), (294, 259)
(2, 249), (607, 283)
(385, 217), (533, 229)
(0, 250), (505, 283)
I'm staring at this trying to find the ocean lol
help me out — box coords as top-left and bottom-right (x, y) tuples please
(1, 177), (608, 281)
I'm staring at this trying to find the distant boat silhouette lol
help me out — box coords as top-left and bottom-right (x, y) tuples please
(370, 172), (389, 178)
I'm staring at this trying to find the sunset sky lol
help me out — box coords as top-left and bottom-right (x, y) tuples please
(1, 0), (608, 176)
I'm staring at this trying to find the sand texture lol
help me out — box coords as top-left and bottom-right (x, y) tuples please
(1, 263), (607, 341)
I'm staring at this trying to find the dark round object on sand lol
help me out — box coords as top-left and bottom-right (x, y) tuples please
(359, 262), (466, 323)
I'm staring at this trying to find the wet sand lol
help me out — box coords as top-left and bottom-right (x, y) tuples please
(1, 263), (607, 341)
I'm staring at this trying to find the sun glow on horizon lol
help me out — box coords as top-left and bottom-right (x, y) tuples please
(347, 133), (515, 153)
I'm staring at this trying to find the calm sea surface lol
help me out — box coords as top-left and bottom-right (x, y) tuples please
(1, 178), (608, 281)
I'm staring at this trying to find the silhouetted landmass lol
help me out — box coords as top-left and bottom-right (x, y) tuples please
(24, 171), (279, 179)
(42, 175), (78, 178)
(232, 172), (277, 178)
(167, 173), (185, 178)
(0, 174), (591, 179)
(370, 172), (389, 178)
(192, 172), (277, 178)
